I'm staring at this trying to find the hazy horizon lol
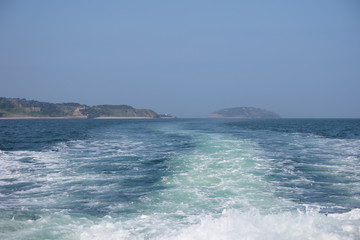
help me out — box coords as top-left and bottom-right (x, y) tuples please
(1, 1), (359, 118)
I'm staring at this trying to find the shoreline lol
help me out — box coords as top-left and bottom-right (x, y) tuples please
(0, 117), (87, 119)
(94, 117), (153, 119)
(0, 116), (169, 120)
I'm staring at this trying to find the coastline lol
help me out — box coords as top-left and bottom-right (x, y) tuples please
(0, 116), (156, 120)
(0, 116), (87, 119)
(0, 97), (176, 120)
(94, 117), (153, 119)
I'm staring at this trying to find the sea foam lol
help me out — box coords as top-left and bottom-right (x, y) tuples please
(77, 208), (360, 240)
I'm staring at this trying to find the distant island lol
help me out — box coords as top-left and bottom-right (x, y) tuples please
(210, 107), (280, 119)
(0, 97), (175, 119)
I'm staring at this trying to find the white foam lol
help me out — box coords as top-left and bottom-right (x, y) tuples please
(329, 208), (360, 221)
(2, 121), (360, 239)
(75, 208), (360, 240)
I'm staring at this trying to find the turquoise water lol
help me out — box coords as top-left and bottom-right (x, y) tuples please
(0, 119), (359, 239)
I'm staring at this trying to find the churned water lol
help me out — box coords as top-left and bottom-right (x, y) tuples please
(0, 119), (359, 239)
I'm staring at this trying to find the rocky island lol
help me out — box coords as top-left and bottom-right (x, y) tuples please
(210, 107), (280, 119)
(0, 97), (175, 119)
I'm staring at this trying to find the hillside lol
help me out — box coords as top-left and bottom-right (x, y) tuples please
(0, 97), (171, 119)
(210, 107), (280, 119)
(80, 105), (158, 119)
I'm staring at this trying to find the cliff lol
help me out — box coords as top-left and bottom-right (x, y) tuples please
(0, 97), (172, 119)
(80, 105), (158, 119)
(210, 107), (280, 119)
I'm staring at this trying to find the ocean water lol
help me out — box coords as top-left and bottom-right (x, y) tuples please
(0, 118), (359, 240)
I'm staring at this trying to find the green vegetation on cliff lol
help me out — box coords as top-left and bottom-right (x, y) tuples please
(0, 97), (170, 119)
(81, 105), (158, 119)
(210, 107), (280, 119)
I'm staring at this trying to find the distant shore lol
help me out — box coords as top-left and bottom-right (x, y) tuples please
(0, 97), (175, 119)
(0, 116), (156, 120)
(0, 116), (84, 119)
(94, 117), (154, 119)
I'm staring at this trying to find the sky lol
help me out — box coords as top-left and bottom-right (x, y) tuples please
(1, 0), (359, 118)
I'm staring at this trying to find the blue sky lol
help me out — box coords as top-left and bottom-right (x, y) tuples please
(1, 0), (359, 117)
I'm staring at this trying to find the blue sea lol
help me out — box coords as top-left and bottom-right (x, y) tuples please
(0, 118), (359, 239)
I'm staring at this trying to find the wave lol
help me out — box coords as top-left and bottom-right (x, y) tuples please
(1, 119), (360, 239)
(2, 207), (359, 240)
(77, 208), (360, 240)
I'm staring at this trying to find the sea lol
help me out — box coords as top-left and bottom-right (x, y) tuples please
(0, 118), (359, 240)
